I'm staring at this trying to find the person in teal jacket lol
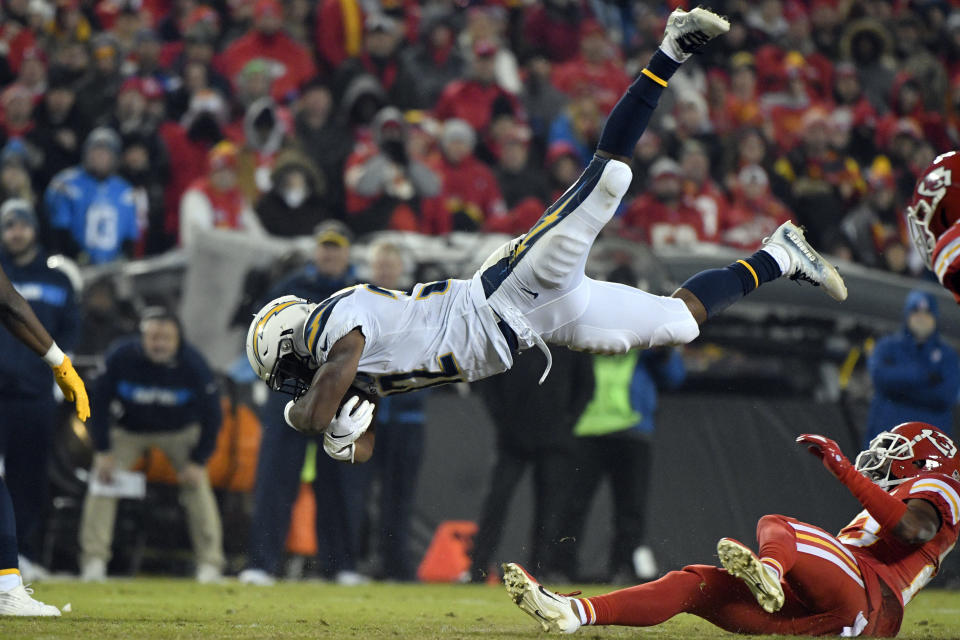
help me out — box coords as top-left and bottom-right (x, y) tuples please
(559, 343), (685, 582)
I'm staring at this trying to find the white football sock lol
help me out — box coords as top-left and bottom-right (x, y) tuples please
(0, 571), (22, 592)
(762, 244), (791, 276)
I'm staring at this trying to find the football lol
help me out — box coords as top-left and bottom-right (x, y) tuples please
(338, 386), (380, 423)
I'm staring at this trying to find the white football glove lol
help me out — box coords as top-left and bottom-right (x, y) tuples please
(322, 396), (374, 462)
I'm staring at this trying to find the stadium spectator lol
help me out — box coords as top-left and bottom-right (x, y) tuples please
(680, 140), (729, 242)
(0, 84), (34, 140)
(239, 220), (367, 586)
(550, 20), (630, 114)
(75, 36), (122, 127)
(393, 11), (466, 111)
(292, 79), (352, 217)
(621, 157), (704, 248)
(519, 54), (568, 150)
(0, 141), (34, 206)
(255, 150), (331, 237)
(459, 6), (521, 95)
(344, 106), (440, 234)
(232, 97), (290, 202)
(75, 275), (137, 358)
(471, 347), (594, 583)
(120, 132), (167, 248)
(335, 14), (406, 106)
(422, 119), (505, 234)
(561, 276), (686, 582)
(725, 53), (763, 131)
(864, 290), (960, 446)
(361, 240), (426, 581)
(663, 90), (722, 176)
(489, 126), (550, 236)
(722, 165), (791, 250)
(772, 108), (865, 251)
(434, 39), (523, 140)
(875, 73), (950, 154)
(521, 0), (587, 63)
(544, 141), (582, 201)
(547, 93), (603, 168)
(179, 141), (262, 247)
(841, 159), (904, 272)
(26, 68), (88, 191)
(44, 127), (139, 264)
(80, 307), (224, 583)
(0, 198), (79, 581)
(831, 62), (878, 166)
(217, 0), (316, 105)
(158, 90), (228, 251)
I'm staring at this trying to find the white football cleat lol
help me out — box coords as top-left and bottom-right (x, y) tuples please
(503, 563), (581, 634)
(0, 584), (61, 616)
(660, 7), (730, 62)
(764, 221), (848, 301)
(717, 538), (785, 614)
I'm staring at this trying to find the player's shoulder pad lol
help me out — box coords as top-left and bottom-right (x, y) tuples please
(904, 473), (960, 527)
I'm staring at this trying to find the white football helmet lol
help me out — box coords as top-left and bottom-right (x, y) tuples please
(246, 295), (316, 397)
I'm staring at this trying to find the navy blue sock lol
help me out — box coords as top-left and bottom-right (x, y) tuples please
(0, 477), (18, 572)
(680, 251), (782, 319)
(596, 50), (681, 158)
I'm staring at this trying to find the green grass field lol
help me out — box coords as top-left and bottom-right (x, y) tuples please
(0, 580), (958, 639)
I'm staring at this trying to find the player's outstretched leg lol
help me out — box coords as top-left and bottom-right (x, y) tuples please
(675, 221), (847, 324)
(716, 538), (786, 613)
(0, 478), (59, 616)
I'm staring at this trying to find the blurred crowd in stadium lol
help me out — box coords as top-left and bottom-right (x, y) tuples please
(3, 0), (960, 588)
(1, 0), (957, 275)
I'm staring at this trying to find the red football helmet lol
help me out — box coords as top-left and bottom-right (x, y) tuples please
(856, 422), (960, 489)
(906, 151), (960, 272)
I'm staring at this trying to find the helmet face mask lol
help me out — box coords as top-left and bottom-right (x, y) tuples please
(855, 422), (960, 489)
(267, 335), (316, 399)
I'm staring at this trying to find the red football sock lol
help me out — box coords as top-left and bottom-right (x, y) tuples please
(756, 514), (798, 579)
(579, 569), (707, 627)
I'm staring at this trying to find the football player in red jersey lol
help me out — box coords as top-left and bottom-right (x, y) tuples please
(905, 150), (960, 302)
(504, 422), (959, 637)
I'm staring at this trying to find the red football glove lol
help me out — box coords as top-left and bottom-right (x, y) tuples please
(796, 434), (854, 480)
(797, 433), (908, 532)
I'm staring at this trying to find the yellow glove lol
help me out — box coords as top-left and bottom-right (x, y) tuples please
(53, 356), (90, 422)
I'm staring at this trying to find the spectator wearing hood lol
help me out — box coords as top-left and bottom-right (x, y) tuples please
(621, 157), (704, 248)
(865, 290), (960, 445)
(158, 90), (228, 250)
(180, 141), (263, 246)
(44, 127), (139, 264)
(423, 118), (505, 234)
(217, 0), (317, 104)
(839, 18), (896, 115)
(233, 97), (291, 203)
(344, 106), (440, 234)
(255, 150), (331, 237)
(293, 79), (352, 216)
(393, 11), (466, 111)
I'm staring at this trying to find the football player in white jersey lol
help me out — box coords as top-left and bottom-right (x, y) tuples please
(247, 8), (847, 464)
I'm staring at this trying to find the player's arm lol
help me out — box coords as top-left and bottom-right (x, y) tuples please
(797, 434), (940, 544)
(287, 329), (365, 435)
(0, 264), (89, 421)
(892, 499), (941, 545)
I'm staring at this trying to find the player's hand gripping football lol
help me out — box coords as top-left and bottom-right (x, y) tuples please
(53, 355), (90, 422)
(796, 434), (854, 480)
(323, 396), (374, 462)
